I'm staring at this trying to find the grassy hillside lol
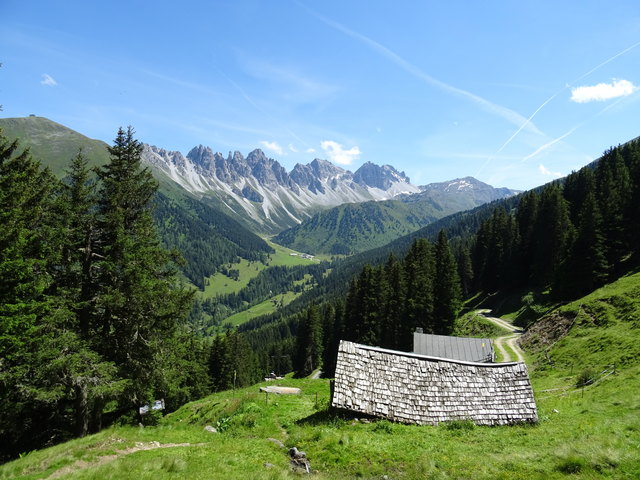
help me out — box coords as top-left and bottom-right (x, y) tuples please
(273, 199), (438, 255)
(202, 241), (324, 298)
(0, 116), (111, 175)
(3, 273), (639, 479)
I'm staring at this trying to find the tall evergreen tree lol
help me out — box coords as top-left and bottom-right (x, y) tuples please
(404, 239), (435, 343)
(555, 191), (608, 298)
(532, 184), (574, 287)
(596, 148), (633, 270)
(294, 304), (323, 377)
(433, 230), (462, 334)
(321, 301), (344, 378)
(93, 127), (193, 409)
(381, 254), (407, 349)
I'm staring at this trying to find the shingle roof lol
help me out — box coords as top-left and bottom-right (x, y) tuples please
(413, 332), (494, 362)
(331, 341), (537, 426)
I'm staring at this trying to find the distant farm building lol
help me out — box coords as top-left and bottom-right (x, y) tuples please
(413, 330), (494, 363)
(332, 341), (537, 426)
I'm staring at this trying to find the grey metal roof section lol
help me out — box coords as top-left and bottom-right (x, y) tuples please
(413, 332), (494, 363)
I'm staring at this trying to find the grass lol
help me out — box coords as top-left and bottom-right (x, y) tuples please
(3, 273), (640, 479)
(453, 310), (509, 338)
(223, 291), (300, 327)
(202, 240), (325, 299)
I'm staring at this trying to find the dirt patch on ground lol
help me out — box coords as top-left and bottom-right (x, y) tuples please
(519, 311), (576, 354)
(46, 441), (205, 479)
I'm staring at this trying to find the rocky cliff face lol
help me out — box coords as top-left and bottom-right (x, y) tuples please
(142, 145), (420, 233)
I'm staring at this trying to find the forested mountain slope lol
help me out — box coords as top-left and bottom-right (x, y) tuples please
(273, 177), (518, 255)
(0, 116), (273, 289)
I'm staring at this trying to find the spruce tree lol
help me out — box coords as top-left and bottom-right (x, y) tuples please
(93, 127), (193, 409)
(294, 304), (323, 377)
(532, 184), (574, 287)
(555, 191), (608, 298)
(382, 254), (407, 349)
(404, 239), (434, 344)
(433, 230), (462, 334)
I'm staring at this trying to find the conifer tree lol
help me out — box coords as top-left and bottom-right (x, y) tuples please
(532, 184), (574, 287)
(555, 191), (608, 298)
(404, 238), (434, 343)
(433, 230), (462, 334)
(93, 126), (193, 409)
(321, 301), (344, 378)
(596, 149), (633, 270)
(381, 254), (406, 349)
(295, 304), (323, 377)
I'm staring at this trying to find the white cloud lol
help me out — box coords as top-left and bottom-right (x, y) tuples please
(570, 79), (637, 103)
(320, 140), (361, 165)
(288, 143), (299, 153)
(538, 164), (562, 177)
(306, 147), (316, 153)
(40, 73), (58, 86)
(260, 140), (284, 156)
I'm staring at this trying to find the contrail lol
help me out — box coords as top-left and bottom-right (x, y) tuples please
(215, 65), (313, 150)
(522, 127), (577, 162)
(300, 3), (541, 134)
(492, 39), (640, 159)
(521, 94), (627, 163)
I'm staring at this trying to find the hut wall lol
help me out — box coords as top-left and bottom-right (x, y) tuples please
(331, 341), (537, 426)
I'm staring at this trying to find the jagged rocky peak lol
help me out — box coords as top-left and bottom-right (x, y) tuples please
(245, 149), (296, 190)
(309, 158), (348, 180)
(186, 144), (216, 166)
(144, 144), (189, 169)
(353, 161), (410, 190)
(290, 163), (325, 194)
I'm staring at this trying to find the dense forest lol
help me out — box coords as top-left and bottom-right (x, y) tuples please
(153, 193), (273, 289)
(0, 127), (210, 460)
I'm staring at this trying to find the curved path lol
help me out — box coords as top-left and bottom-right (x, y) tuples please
(478, 311), (526, 363)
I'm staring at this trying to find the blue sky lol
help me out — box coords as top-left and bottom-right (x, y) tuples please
(1, 1), (639, 190)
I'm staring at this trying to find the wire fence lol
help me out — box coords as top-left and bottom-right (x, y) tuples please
(535, 364), (616, 399)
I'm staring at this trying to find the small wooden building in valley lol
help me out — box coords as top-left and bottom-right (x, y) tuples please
(332, 340), (537, 426)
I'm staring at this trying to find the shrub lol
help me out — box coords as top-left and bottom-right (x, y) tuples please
(576, 368), (596, 388)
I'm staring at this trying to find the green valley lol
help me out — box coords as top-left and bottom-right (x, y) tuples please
(2, 271), (639, 479)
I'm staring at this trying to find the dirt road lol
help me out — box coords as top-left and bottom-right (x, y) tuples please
(479, 311), (526, 363)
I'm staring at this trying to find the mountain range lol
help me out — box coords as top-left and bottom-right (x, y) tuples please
(0, 116), (519, 278)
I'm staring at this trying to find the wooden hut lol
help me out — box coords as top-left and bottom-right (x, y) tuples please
(331, 340), (537, 426)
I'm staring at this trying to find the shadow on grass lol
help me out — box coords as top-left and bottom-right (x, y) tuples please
(295, 408), (378, 427)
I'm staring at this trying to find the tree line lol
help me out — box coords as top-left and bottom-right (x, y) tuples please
(471, 140), (639, 300)
(0, 127), (210, 460)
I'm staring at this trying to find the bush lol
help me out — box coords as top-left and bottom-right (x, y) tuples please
(576, 368), (596, 388)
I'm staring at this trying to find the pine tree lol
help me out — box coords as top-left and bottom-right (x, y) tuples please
(404, 239), (434, 343)
(294, 304), (323, 377)
(596, 148), (633, 270)
(433, 230), (462, 334)
(321, 301), (344, 378)
(555, 191), (608, 298)
(0, 131), (64, 458)
(456, 244), (474, 298)
(93, 127), (193, 409)
(532, 184), (574, 287)
(381, 254), (406, 349)
(514, 190), (539, 286)
(59, 149), (98, 336)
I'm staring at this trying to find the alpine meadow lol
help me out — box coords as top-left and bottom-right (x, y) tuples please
(2, 1), (640, 478)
